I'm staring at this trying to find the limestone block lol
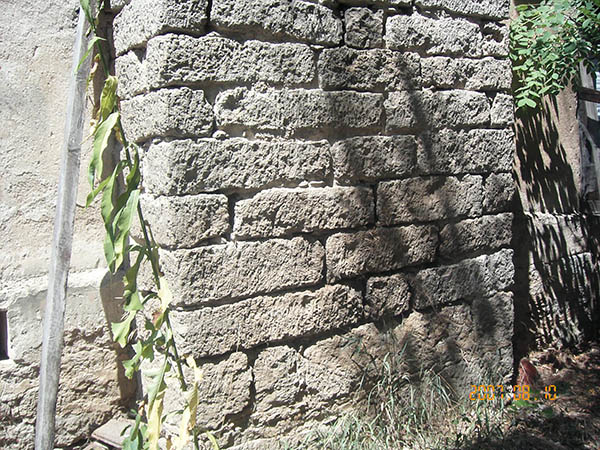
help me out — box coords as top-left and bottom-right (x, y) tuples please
(338, 0), (411, 5)
(491, 93), (515, 127)
(385, 90), (490, 132)
(332, 135), (417, 183)
(211, 0), (343, 46)
(233, 187), (374, 238)
(113, 0), (207, 55)
(142, 138), (331, 195)
(377, 175), (483, 225)
(326, 226), (438, 281)
(139, 193), (229, 248)
(439, 213), (513, 258)
(171, 285), (363, 357)
(159, 237), (324, 306)
(386, 13), (483, 57)
(344, 8), (384, 49)
(115, 50), (148, 99)
(120, 88), (213, 143)
(318, 47), (420, 91)
(215, 87), (383, 132)
(525, 213), (588, 263)
(415, 0), (509, 19)
(421, 57), (511, 91)
(411, 249), (514, 309)
(482, 22), (509, 57)
(160, 352), (252, 430)
(366, 273), (411, 319)
(418, 129), (514, 175)
(484, 173), (514, 213)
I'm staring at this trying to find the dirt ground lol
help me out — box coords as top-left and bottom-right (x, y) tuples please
(472, 342), (600, 450)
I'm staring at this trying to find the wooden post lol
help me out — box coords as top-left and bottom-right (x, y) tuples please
(35, 6), (91, 449)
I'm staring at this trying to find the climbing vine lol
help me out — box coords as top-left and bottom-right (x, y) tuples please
(510, 0), (600, 110)
(79, 1), (216, 448)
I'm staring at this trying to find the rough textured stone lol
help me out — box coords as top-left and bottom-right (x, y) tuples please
(318, 47), (420, 91)
(114, 50), (148, 99)
(326, 226), (438, 281)
(234, 187), (374, 238)
(418, 129), (514, 174)
(120, 88), (213, 143)
(411, 249), (514, 309)
(211, 0), (343, 46)
(215, 87), (383, 132)
(138, 194), (229, 248)
(526, 213), (588, 263)
(142, 138), (331, 195)
(491, 93), (515, 127)
(421, 57), (511, 91)
(385, 90), (490, 132)
(415, 0), (509, 19)
(338, 0), (411, 5)
(366, 274), (411, 319)
(377, 175), (483, 225)
(332, 135), (417, 183)
(113, 0), (207, 55)
(439, 213), (513, 258)
(482, 22), (509, 57)
(344, 8), (384, 49)
(172, 285), (363, 357)
(386, 13), (483, 57)
(160, 352), (252, 430)
(484, 173), (514, 213)
(159, 237), (324, 306)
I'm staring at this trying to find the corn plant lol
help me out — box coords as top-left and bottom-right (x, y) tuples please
(78, 1), (216, 448)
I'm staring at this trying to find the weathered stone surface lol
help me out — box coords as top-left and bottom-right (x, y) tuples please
(113, 0), (207, 55)
(526, 213), (588, 263)
(366, 273), (411, 319)
(491, 93), (514, 127)
(211, 0), (343, 46)
(482, 22), (509, 57)
(390, 295), (513, 391)
(318, 47), (420, 91)
(344, 8), (384, 49)
(172, 285), (363, 356)
(120, 88), (213, 143)
(160, 237), (324, 305)
(138, 194), (229, 248)
(386, 13), (483, 57)
(385, 90), (490, 132)
(234, 187), (374, 238)
(415, 0), (509, 19)
(484, 173), (514, 213)
(215, 87), (383, 132)
(338, 0), (411, 5)
(161, 352), (252, 430)
(411, 249), (514, 309)
(326, 226), (438, 281)
(332, 135), (417, 183)
(142, 138), (331, 195)
(418, 129), (514, 174)
(421, 57), (511, 91)
(377, 175), (483, 225)
(115, 50), (148, 99)
(439, 213), (513, 258)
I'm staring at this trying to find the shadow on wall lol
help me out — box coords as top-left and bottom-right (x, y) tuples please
(512, 94), (600, 357)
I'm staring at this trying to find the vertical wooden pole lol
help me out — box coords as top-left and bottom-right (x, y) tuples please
(35, 6), (91, 449)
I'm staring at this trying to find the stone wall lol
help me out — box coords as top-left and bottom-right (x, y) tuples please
(0, 2), (134, 448)
(112, 0), (517, 446)
(513, 88), (600, 354)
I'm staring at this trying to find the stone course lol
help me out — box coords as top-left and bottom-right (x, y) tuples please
(112, 0), (517, 446)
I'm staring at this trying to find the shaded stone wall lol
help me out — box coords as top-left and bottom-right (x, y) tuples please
(0, 1), (134, 449)
(513, 90), (600, 354)
(114, 0), (515, 446)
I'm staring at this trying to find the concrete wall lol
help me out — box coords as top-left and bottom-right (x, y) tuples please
(0, 1), (133, 448)
(114, 0), (515, 446)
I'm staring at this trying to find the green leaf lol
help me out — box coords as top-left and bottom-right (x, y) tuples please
(99, 76), (118, 122)
(76, 36), (105, 72)
(111, 311), (136, 347)
(206, 432), (220, 450)
(112, 189), (140, 271)
(88, 111), (119, 189)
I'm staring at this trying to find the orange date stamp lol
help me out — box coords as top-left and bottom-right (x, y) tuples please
(469, 384), (558, 401)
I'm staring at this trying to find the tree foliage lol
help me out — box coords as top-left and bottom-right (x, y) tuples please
(510, 0), (600, 110)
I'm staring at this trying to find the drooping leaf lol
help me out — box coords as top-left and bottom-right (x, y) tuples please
(99, 75), (118, 121)
(88, 111), (119, 188)
(111, 311), (136, 347)
(76, 36), (105, 72)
